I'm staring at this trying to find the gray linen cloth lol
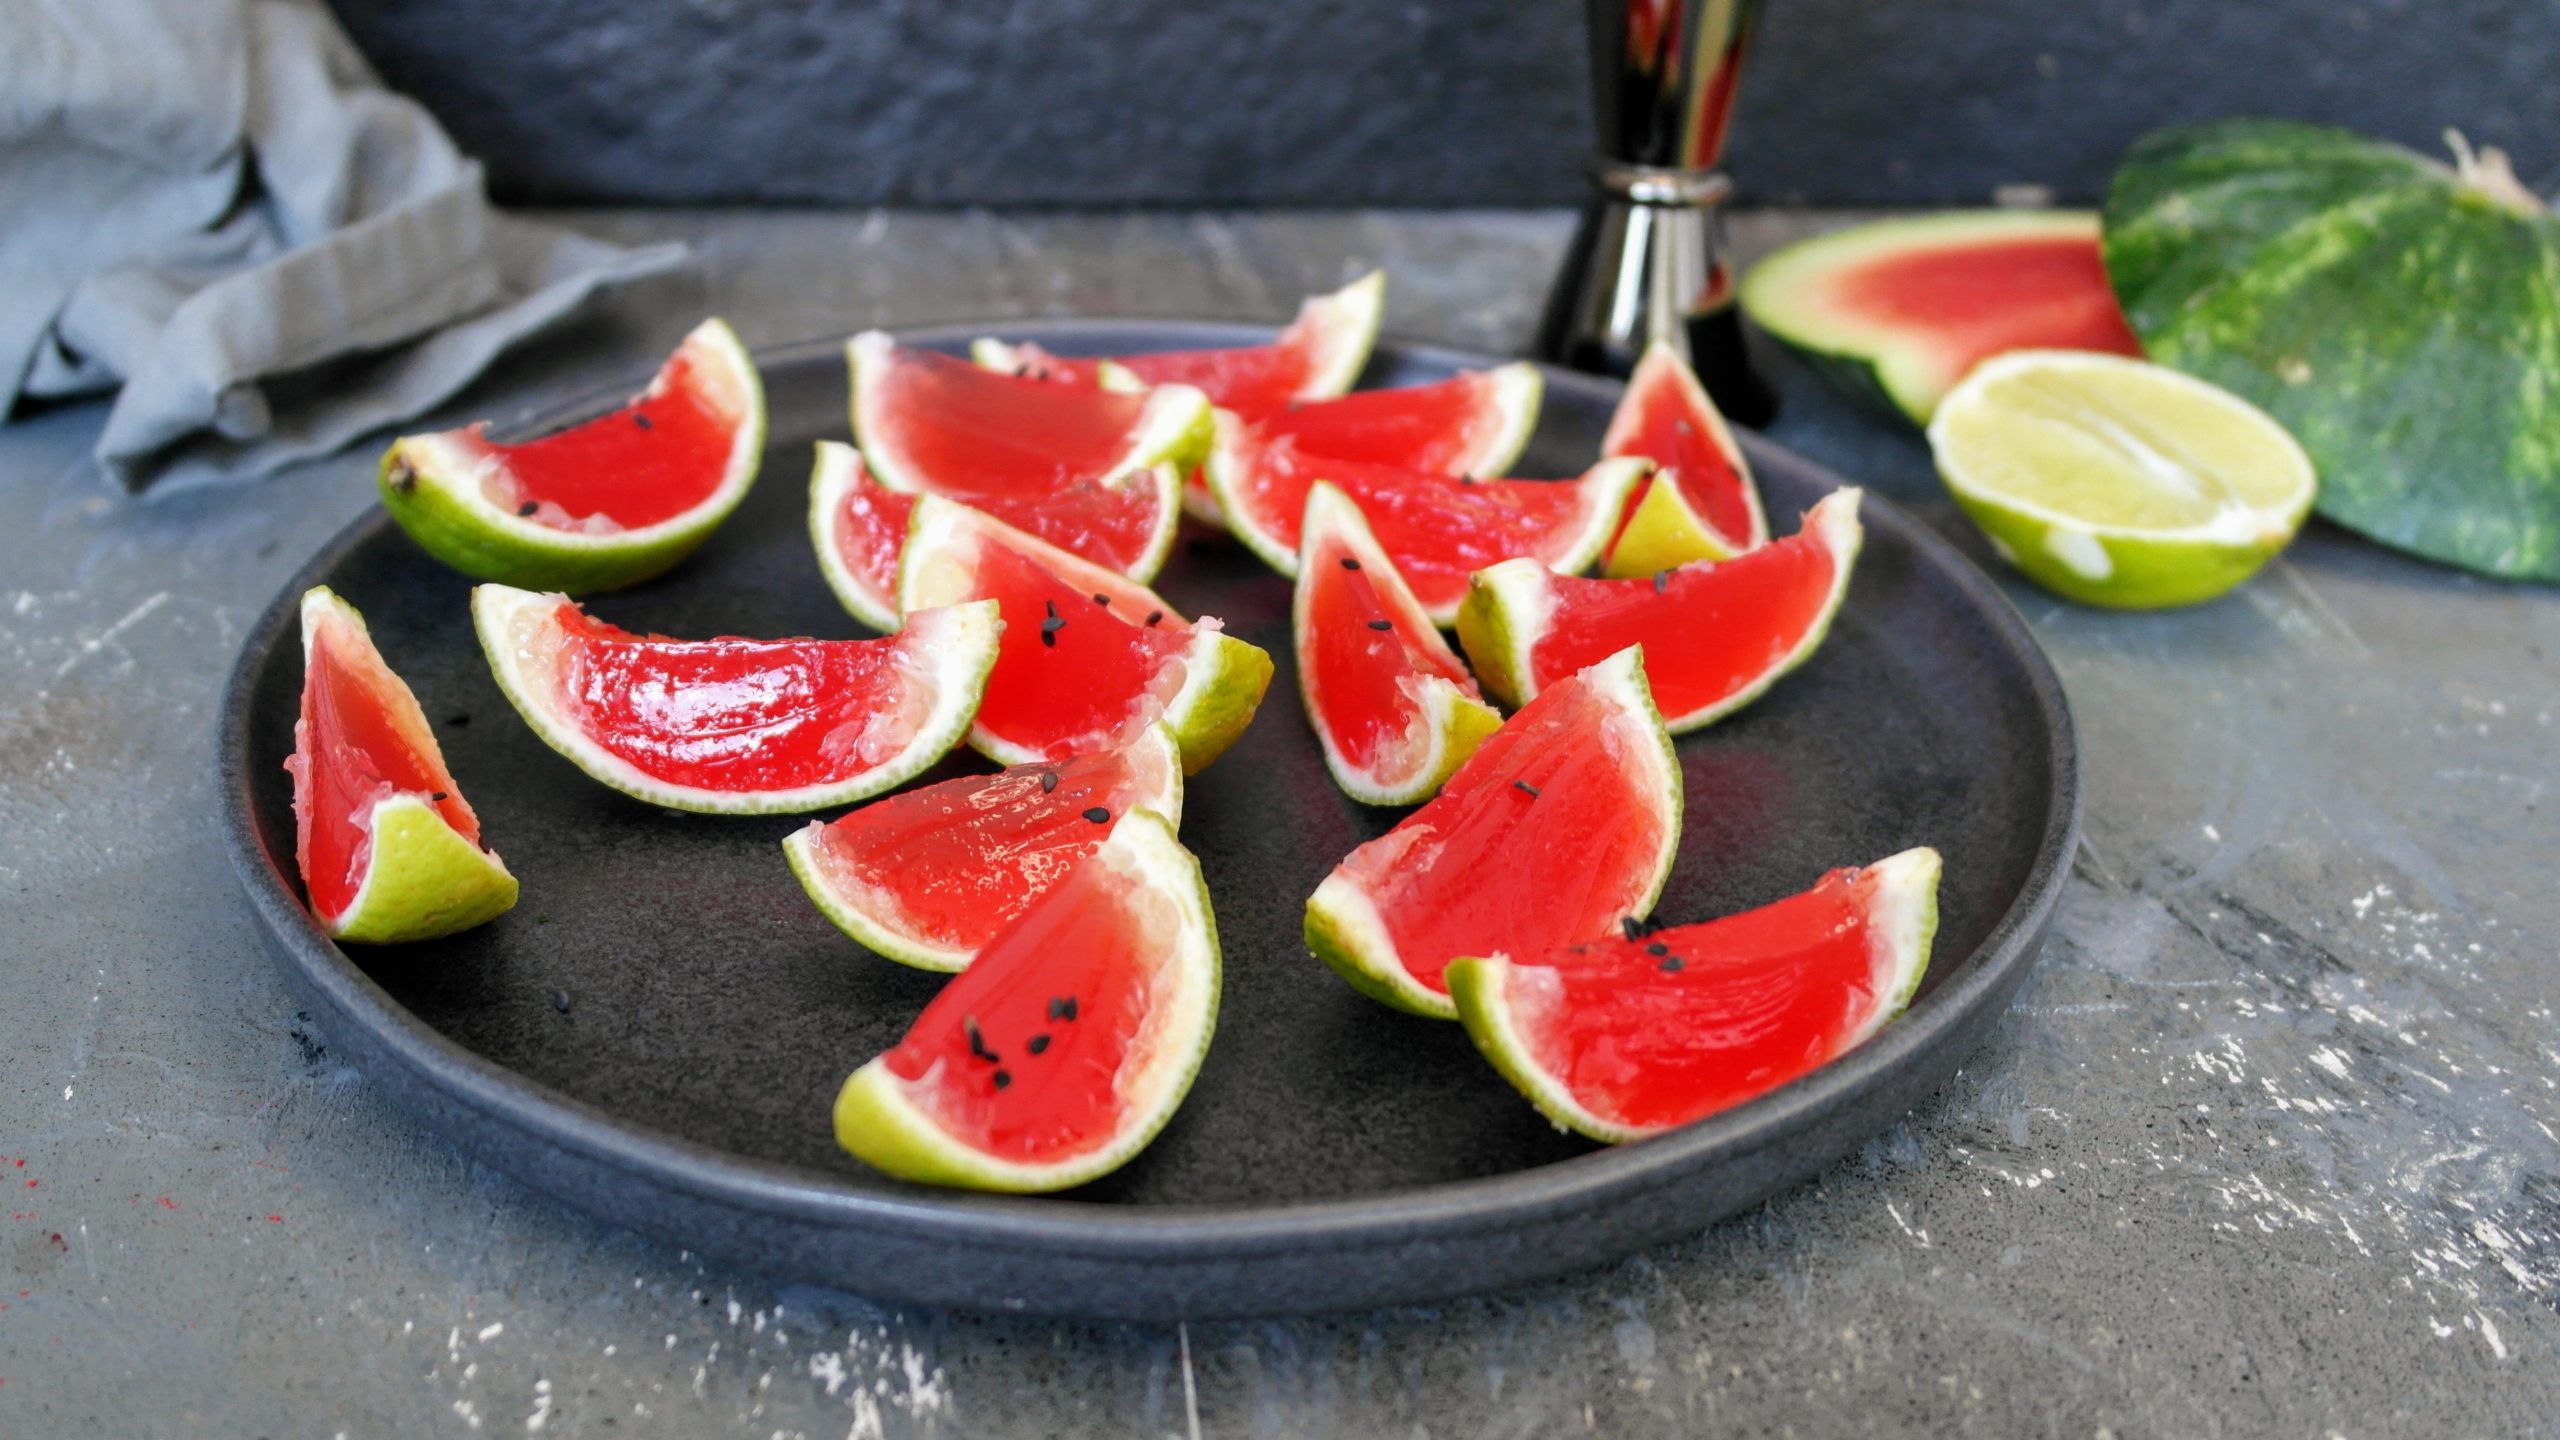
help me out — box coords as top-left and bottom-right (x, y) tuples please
(0, 0), (684, 490)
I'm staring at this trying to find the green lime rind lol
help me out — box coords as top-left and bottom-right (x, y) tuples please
(1302, 645), (1682, 1021)
(379, 319), (766, 594)
(829, 809), (1221, 1193)
(1157, 628), (1276, 775)
(472, 584), (999, 815)
(328, 795), (521, 944)
(1742, 212), (2109, 427)
(1928, 351), (2315, 609)
(1448, 845), (1943, 1144)
(1452, 559), (1542, 710)
(1600, 469), (1749, 578)
(782, 725), (1186, 973)
(1294, 483), (1502, 805)
(2105, 119), (2560, 581)
(848, 330), (1201, 585)
(1943, 487), (2298, 609)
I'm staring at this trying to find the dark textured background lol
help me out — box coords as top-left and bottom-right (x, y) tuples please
(329, 0), (2556, 208)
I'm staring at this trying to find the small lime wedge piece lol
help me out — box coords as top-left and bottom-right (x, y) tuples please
(1929, 350), (2316, 608)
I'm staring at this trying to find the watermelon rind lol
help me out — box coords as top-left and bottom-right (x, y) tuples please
(1597, 339), (1767, 575)
(1929, 351), (2314, 608)
(1302, 645), (1681, 1020)
(1740, 211), (2109, 426)
(1445, 846), (1942, 1144)
(471, 585), (999, 815)
(2103, 119), (2560, 581)
(1459, 489), (1864, 732)
(297, 587), (518, 943)
(1293, 484), (1502, 806)
(847, 331), (1201, 584)
(829, 809), (1222, 1193)
(782, 724), (1185, 973)
(806, 440), (904, 633)
(896, 496), (1272, 773)
(379, 318), (766, 594)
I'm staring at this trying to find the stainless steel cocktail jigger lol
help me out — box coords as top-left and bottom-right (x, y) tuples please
(1535, 0), (1775, 425)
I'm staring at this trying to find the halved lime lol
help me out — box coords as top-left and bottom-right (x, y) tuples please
(1928, 350), (2316, 608)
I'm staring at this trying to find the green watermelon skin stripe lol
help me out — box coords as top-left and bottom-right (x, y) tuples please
(2103, 119), (2560, 582)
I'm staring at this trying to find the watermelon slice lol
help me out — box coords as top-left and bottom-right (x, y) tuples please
(1458, 489), (1863, 734)
(832, 809), (1220, 1193)
(1447, 848), (1942, 1142)
(783, 725), (1184, 972)
(471, 587), (999, 814)
(1304, 647), (1680, 1019)
(1205, 415), (1646, 625)
(1293, 484), (1501, 805)
(969, 271), (1385, 420)
(1598, 341), (1768, 576)
(847, 332), (1205, 581)
(285, 587), (518, 944)
(1740, 211), (2143, 425)
(807, 440), (915, 633)
(898, 496), (1273, 773)
(1253, 364), (1543, 478)
(380, 319), (765, 593)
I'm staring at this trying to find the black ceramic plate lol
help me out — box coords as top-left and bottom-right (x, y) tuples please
(220, 322), (2077, 1320)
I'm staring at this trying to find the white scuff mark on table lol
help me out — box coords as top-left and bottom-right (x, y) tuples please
(1884, 1197), (1932, 1248)
(51, 591), (170, 679)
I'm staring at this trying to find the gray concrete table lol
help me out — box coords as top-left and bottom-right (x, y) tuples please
(2, 210), (2554, 1437)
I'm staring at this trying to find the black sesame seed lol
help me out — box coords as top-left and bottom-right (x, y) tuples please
(1144, 610), (1163, 627)
(1620, 917), (1643, 940)
(1040, 770), (1059, 794)
(1027, 1034), (1051, 1055)
(429, 791), (449, 802)
(1659, 956), (1685, 973)
(1513, 780), (1540, 798)
(1646, 941), (1668, 956)
(1653, 569), (1671, 595)
(1044, 599), (1059, 618)
(518, 501), (539, 516)
(992, 1070), (1012, 1089)
(1092, 593), (1111, 606)
(1082, 806), (1110, 824)
(387, 461), (417, 494)
(1040, 628), (1057, 648)
(1049, 995), (1079, 1022)
(1340, 557), (1362, 571)
(964, 1015), (997, 1062)
(1366, 619), (1393, 632)
(633, 412), (654, 431)
(551, 990), (572, 1014)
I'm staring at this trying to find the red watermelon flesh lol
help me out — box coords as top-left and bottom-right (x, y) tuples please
(1453, 849), (1940, 1138)
(456, 333), (746, 532)
(289, 599), (481, 921)
(879, 832), (1183, 1166)
(790, 731), (1181, 967)
(1212, 424), (1637, 621)
(1831, 232), (2141, 378)
(1255, 371), (1522, 475)
(1601, 342), (1762, 553)
(810, 442), (916, 631)
(1493, 489), (1862, 731)
(1306, 649), (1679, 1015)
(1295, 488), (1485, 789)
(542, 605), (956, 793)
(854, 338), (1181, 575)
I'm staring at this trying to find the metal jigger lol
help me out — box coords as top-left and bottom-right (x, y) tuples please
(1535, 0), (1775, 426)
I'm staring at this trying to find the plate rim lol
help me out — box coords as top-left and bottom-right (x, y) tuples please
(219, 321), (2080, 1290)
